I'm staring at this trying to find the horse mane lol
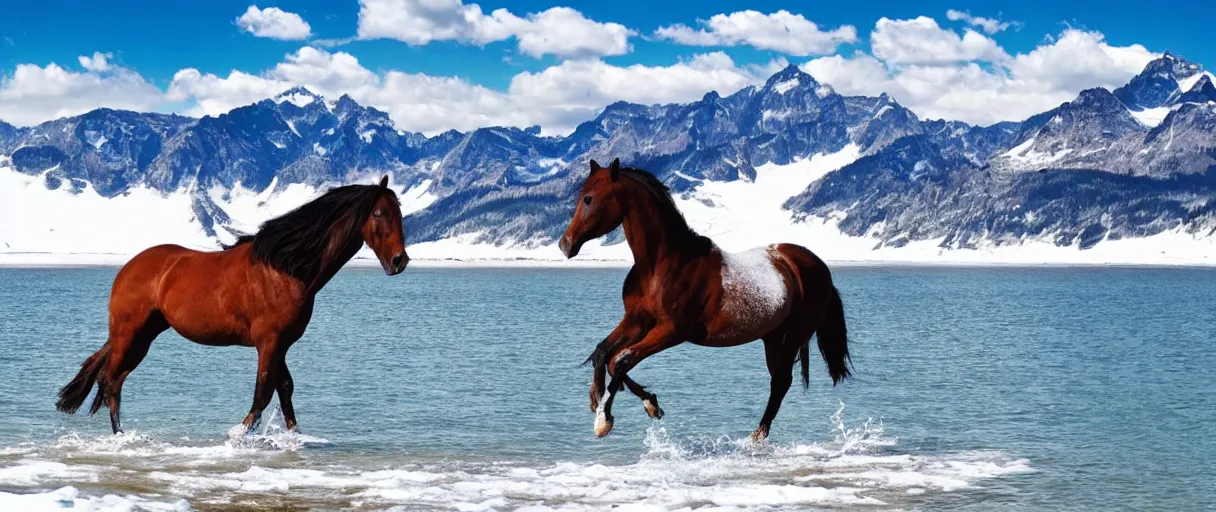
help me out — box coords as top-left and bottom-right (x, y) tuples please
(617, 167), (712, 251)
(222, 184), (396, 282)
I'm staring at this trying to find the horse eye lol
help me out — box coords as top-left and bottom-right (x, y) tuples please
(374, 209), (383, 218)
(583, 195), (592, 206)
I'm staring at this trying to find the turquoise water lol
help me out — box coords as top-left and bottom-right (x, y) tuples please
(0, 266), (1214, 510)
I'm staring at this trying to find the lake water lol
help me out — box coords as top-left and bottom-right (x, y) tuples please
(0, 265), (1214, 511)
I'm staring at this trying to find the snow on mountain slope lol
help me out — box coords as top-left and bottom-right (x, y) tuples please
(0, 166), (439, 265)
(0, 166), (212, 259)
(673, 144), (862, 250)
(410, 145), (1216, 267)
(1178, 71), (1216, 95)
(1129, 106), (1173, 128)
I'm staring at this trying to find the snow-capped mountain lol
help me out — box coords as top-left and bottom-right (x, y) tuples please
(3, 54), (1216, 264)
(1114, 52), (1207, 111)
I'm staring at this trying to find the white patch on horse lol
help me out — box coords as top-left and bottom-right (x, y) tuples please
(595, 391), (614, 434)
(718, 245), (788, 339)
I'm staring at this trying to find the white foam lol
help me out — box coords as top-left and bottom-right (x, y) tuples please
(0, 486), (190, 512)
(43, 415), (327, 461)
(0, 460), (98, 486)
(0, 404), (1031, 510)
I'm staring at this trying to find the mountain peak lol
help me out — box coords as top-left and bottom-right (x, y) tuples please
(1141, 52), (1202, 80)
(764, 64), (818, 92)
(274, 86), (324, 108)
(1114, 53), (1205, 110)
(1071, 88), (1128, 113)
(1178, 74), (1216, 104)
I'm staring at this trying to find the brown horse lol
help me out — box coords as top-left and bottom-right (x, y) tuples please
(559, 159), (851, 440)
(56, 175), (408, 435)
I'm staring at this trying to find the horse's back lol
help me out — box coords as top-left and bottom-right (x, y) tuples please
(770, 242), (835, 312)
(111, 244), (193, 298)
(111, 244), (232, 312)
(698, 245), (792, 347)
(771, 243), (832, 286)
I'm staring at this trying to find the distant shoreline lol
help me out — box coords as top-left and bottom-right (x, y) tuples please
(4, 253), (1216, 269)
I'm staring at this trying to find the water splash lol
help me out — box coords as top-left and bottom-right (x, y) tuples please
(823, 399), (896, 456)
(641, 400), (893, 462)
(1, 403), (1032, 510)
(225, 406), (329, 451)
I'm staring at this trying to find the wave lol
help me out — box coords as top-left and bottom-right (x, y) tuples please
(0, 403), (1031, 510)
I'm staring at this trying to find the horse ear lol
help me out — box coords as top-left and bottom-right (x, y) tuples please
(589, 159), (600, 171)
(609, 158), (620, 182)
(379, 175), (389, 189)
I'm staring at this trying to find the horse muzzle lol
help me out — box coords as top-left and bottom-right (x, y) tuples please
(559, 235), (580, 259)
(386, 252), (409, 275)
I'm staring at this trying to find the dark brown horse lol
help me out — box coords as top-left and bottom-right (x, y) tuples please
(559, 159), (851, 440)
(56, 176), (408, 435)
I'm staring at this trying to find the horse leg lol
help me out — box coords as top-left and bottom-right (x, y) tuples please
(595, 323), (680, 437)
(588, 317), (641, 412)
(101, 311), (168, 434)
(622, 375), (663, 419)
(239, 343), (282, 434)
(752, 332), (799, 441)
(594, 317), (663, 418)
(276, 360), (297, 431)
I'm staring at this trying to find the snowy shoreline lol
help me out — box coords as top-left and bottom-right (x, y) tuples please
(4, 252), (1216, 269)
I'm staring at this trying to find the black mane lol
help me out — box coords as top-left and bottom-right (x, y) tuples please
(618, 167), (711, 250)
(221, 184), (394, 281)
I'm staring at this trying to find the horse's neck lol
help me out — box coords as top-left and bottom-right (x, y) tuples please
(306, 235), (364, 294)
(621, 186), (695, 272)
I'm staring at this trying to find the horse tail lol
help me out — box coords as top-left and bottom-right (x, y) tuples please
(56, 343), (111, 414)
(816, 286), (851, 386)
(583, 335), (613, 368)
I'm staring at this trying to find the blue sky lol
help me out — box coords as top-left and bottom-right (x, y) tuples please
(1, 0), (1212, 134)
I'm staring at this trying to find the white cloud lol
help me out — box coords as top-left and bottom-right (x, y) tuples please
(236, 5), (312, 41)
(506, 53), (772, 130)
(802, 53), (893, 97)
(0, 54), (166, 126)
(0, 16), (1163, 136)
(77, 52), (112, 72)
(945, 9), (1020, 34)
(655, 10), (857, 56)
(355, 0), (631, 59)
(1008, 29), (1156, 92)
(167, 46), (772, 135)
(805, 28), (1157, 125)
(870, 16), (1008, 65)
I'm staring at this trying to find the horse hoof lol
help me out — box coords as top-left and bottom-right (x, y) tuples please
(750, 426), (770, 442)
(643, 398), (664, 420)
(594, 413), (614, 438)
